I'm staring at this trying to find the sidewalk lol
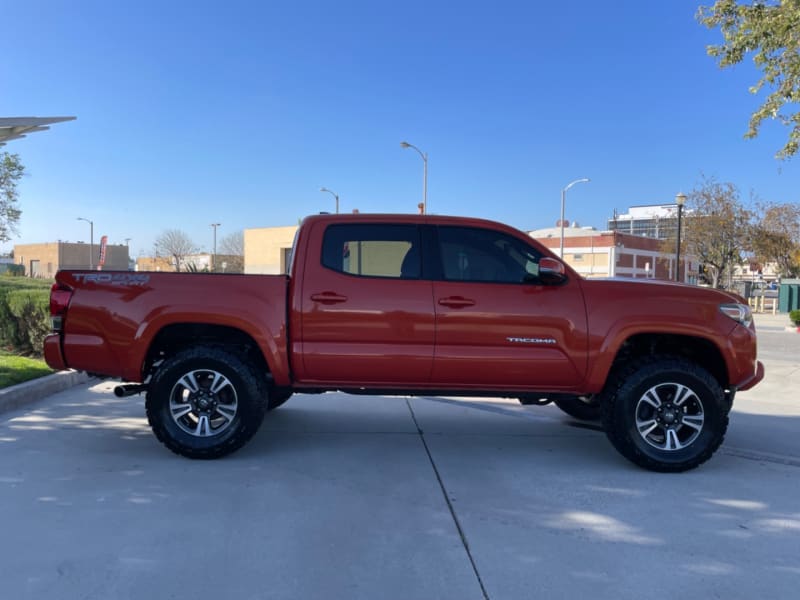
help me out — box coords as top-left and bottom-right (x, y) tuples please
(753, 310), (794, 332)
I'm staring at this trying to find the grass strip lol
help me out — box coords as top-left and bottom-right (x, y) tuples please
(0, 349), (53, 389)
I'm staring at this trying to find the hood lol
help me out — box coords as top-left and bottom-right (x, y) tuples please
(582, 277), (746, 305)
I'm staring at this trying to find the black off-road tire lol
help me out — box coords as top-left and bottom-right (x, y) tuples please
(146, 346), (268, 459)
(601, 355), (728, 472)
(553, 396), (601, 421)
(268, 390), (293, 410)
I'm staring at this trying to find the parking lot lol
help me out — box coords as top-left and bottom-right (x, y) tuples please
(1, 314), (798, 600)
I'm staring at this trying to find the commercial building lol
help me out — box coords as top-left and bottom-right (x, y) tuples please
(529, 225), (695, 282)
(244, 225), (298, 274)
(13, 241), (130, 278)
(607, 204), (683, 240)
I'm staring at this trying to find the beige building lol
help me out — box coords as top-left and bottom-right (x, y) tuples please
(135, 255), (176, 272)
(13, 242), (130, 278)
(244, 225), (298, 274)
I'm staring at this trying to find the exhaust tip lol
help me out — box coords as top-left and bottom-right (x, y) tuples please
(114, 384), (145, 398)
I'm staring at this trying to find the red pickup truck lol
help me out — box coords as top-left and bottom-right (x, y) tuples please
(44, 213), (764, 471)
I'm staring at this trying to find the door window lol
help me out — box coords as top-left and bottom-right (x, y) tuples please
(436, 226), (542, 284)
(322, 224), (421, 279)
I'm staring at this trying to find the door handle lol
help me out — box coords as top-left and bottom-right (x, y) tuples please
(310, 292), (348, 304)
(438, 296), (476, 308)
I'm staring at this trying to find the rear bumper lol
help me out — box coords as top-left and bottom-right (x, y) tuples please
(43, 333), (67, 371)
(737, 360), (765, 392)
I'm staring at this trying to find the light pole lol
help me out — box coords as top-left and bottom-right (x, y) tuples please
(77, 217), (94, 269)
(210, 223), (221, 272)
(675, 192), (687, 282)
(320, 187), (339, 214)
(559, 178), (590, 258)
(400, 141), (427, 214)
(124, 238), (132, 269)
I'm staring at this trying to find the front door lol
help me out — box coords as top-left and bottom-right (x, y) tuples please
(430, 225), (588, 390)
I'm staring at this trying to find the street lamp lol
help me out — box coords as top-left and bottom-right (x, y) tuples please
(675, 192), (687, 282)
(400, 141), (428, 214)
(559, 178), (590, 258)
(77, 217), (94, 269)
(210, 223), (221, 272)
(319, 187), (339, 214)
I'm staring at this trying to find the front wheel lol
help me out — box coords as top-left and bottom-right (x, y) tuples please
(146, 347), (268, 459)
(601, 356), (728, 472)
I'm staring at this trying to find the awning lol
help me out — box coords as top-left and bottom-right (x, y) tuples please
(0, 116), (76, 146)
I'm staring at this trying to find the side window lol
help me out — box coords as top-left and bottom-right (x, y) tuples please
(437, 226), (542, 283)
(322, 224), (421, 279)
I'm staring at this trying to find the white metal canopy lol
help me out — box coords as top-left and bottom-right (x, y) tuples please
(0, 116), (76, 146)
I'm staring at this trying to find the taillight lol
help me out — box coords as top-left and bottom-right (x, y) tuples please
(50, 282), (73, 331)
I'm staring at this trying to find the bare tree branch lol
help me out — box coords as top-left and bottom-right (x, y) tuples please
(154, 229), (197, 272)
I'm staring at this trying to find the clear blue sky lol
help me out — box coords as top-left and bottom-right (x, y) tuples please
(2, 0), (797, 257)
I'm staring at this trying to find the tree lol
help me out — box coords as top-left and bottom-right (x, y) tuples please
(681, 179), (753, 288)
(750, 202), (800, 276)
(154, 229), (197, 272)
(698, 1), (800, 159)
(218, 230), (244, 273)
(1, 152), (25, 243)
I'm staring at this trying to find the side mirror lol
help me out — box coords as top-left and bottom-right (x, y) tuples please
(539, 257), (568, 285)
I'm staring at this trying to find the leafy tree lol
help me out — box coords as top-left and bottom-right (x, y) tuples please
(1, 153), (25, 243)
(218, 230), (244, 273)
(750, 201), (800, 276)
(682, 179), (753, 288)
(154, 229), (197, 272)
(698, 1), (800, 159)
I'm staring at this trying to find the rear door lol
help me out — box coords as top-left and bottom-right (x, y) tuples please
(430, 225), (588, 390)
(297, 221), (435, 385)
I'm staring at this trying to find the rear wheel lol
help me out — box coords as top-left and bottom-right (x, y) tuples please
(146, 346), (268, 459)
(601, 355), (728, 472)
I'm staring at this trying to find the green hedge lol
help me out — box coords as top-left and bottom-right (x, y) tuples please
(0, 278), (52, 356)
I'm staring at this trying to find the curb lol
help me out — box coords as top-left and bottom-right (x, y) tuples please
(0, 370), (91, 416)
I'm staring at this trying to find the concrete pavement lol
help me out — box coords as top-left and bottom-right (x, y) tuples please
(0, 320), (798, 599)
